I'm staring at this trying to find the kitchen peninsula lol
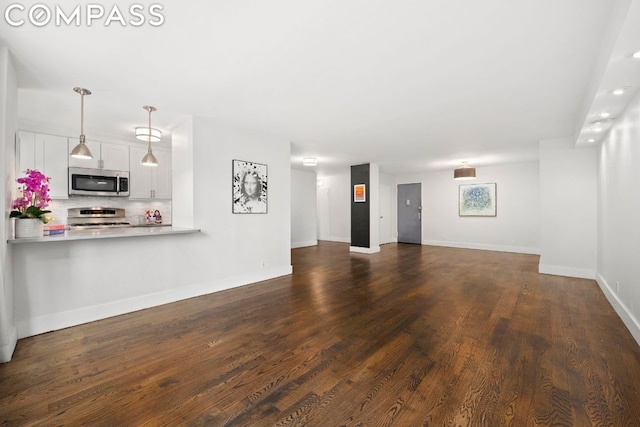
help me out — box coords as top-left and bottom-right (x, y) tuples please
(8, 225), (200, 243)
(11, 223), (206, 340)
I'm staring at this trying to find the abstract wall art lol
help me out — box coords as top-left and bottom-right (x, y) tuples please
(459, 183), (496, 217)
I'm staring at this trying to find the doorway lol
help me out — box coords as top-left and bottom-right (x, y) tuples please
(397, 183), (422, 244)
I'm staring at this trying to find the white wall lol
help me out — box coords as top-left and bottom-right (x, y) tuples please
(395, 162), (540, 254)
(171, 116), (194, 228)
(0, 46), (18, 362)
(539, 139), (597, 279)
(291, 168), (317, 248)
(597, 88), (640, 344)
(11, 116), (292, 339)
(316, 169), (351, 242)
(379, 172), (394, 244)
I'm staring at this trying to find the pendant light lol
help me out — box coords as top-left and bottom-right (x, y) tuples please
(140, 105), (159, 167)
(454, 162), (476, 180)
(70, 87), (94, 159)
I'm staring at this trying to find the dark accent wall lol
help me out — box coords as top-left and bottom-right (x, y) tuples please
(351, 164), (370, 248)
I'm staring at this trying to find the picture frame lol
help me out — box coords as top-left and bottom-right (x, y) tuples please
(459, 183), (496, 217)
(354, 184), (366, 202)
(232, 159), (268, 214)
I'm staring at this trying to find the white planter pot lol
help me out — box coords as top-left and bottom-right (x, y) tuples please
(15, 218), (44, 238)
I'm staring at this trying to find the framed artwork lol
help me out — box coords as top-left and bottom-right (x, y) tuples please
(232, 159), (268, 214)
(354, 184), (366, 202)
(459, 183), (496, 217)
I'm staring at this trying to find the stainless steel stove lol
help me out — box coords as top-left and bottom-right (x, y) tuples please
(67, 207), (130, 229)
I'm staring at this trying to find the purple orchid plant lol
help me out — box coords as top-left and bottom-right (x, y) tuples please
(10, 169), (52, 223)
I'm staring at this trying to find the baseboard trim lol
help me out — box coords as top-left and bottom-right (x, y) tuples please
(16, 265), (293, 339)
(596, 273), (640, 347)
(538, 263), (596, 280)
(350, 245), (381, 254)
(0, 325), (17, 363)
(324, 236), (350, 243)
(423, 240), (540, 255)
(291, 240), (318, 249)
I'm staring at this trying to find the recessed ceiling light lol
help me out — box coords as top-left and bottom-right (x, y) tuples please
(613, 88), (625, 95)
(633, 50), (640, 59)
(598, 111), (611, 118)
(592, 126), (603, 133)
(587, 138), (596, 143)
(302, 157), (317, 166)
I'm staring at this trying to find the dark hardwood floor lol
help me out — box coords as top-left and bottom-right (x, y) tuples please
(2, 242), (640, 426)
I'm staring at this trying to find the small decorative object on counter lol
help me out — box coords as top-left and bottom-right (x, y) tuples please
(10, 169), (52, 238)
(145, 209), (151, 224)
(153, 209), (162, 224)
(44, 224), (66, 236)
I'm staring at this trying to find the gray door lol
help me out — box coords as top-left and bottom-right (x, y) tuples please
(397, 183), (422, 244)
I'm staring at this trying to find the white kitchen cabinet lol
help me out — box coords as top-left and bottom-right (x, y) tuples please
(101, 142), (130, 171)
(129, 146), (172, 199)
(68, 139), (129, 171)
(16, 131), (68, 199)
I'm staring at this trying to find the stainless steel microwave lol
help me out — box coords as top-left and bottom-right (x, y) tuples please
(68, 167), (129, 197)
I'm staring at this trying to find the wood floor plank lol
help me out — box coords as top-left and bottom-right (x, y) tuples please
(2, 242), (640, 426)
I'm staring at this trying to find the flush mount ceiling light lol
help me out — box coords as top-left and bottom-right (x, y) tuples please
(135, 127), (162, 142)
(587, 138), (596, 143)
(612, 88), (626, 95)
(632, 50), (640, 59)
(597, 111), (611, 118)
(140, 105), (159, 167)
(70, 87), (94, 159)
(303, 157), (317, 166)
(453, 162), (476, 180)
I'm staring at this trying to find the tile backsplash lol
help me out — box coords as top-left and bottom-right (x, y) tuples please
(48, 197), (172, 226)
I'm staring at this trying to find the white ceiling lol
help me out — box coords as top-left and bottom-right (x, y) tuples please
(1, 0), (638, 176)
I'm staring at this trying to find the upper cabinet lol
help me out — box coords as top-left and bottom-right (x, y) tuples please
(16, 131), (68, 199)
(68, 139), (129, 171)
(16, 130), (172, 202)
(129, 146), (172, 199)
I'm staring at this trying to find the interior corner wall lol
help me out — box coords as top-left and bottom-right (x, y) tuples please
(0, 46), (18, 362)
(394, 162), (540, 254)
(539, 139), (597, 279)
(291, 168), (317, 248)
(597, 88), (640, 345)
(171, 116), (194, 228)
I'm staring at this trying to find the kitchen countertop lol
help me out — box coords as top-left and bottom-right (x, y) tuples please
(7, 225), (201, 244)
